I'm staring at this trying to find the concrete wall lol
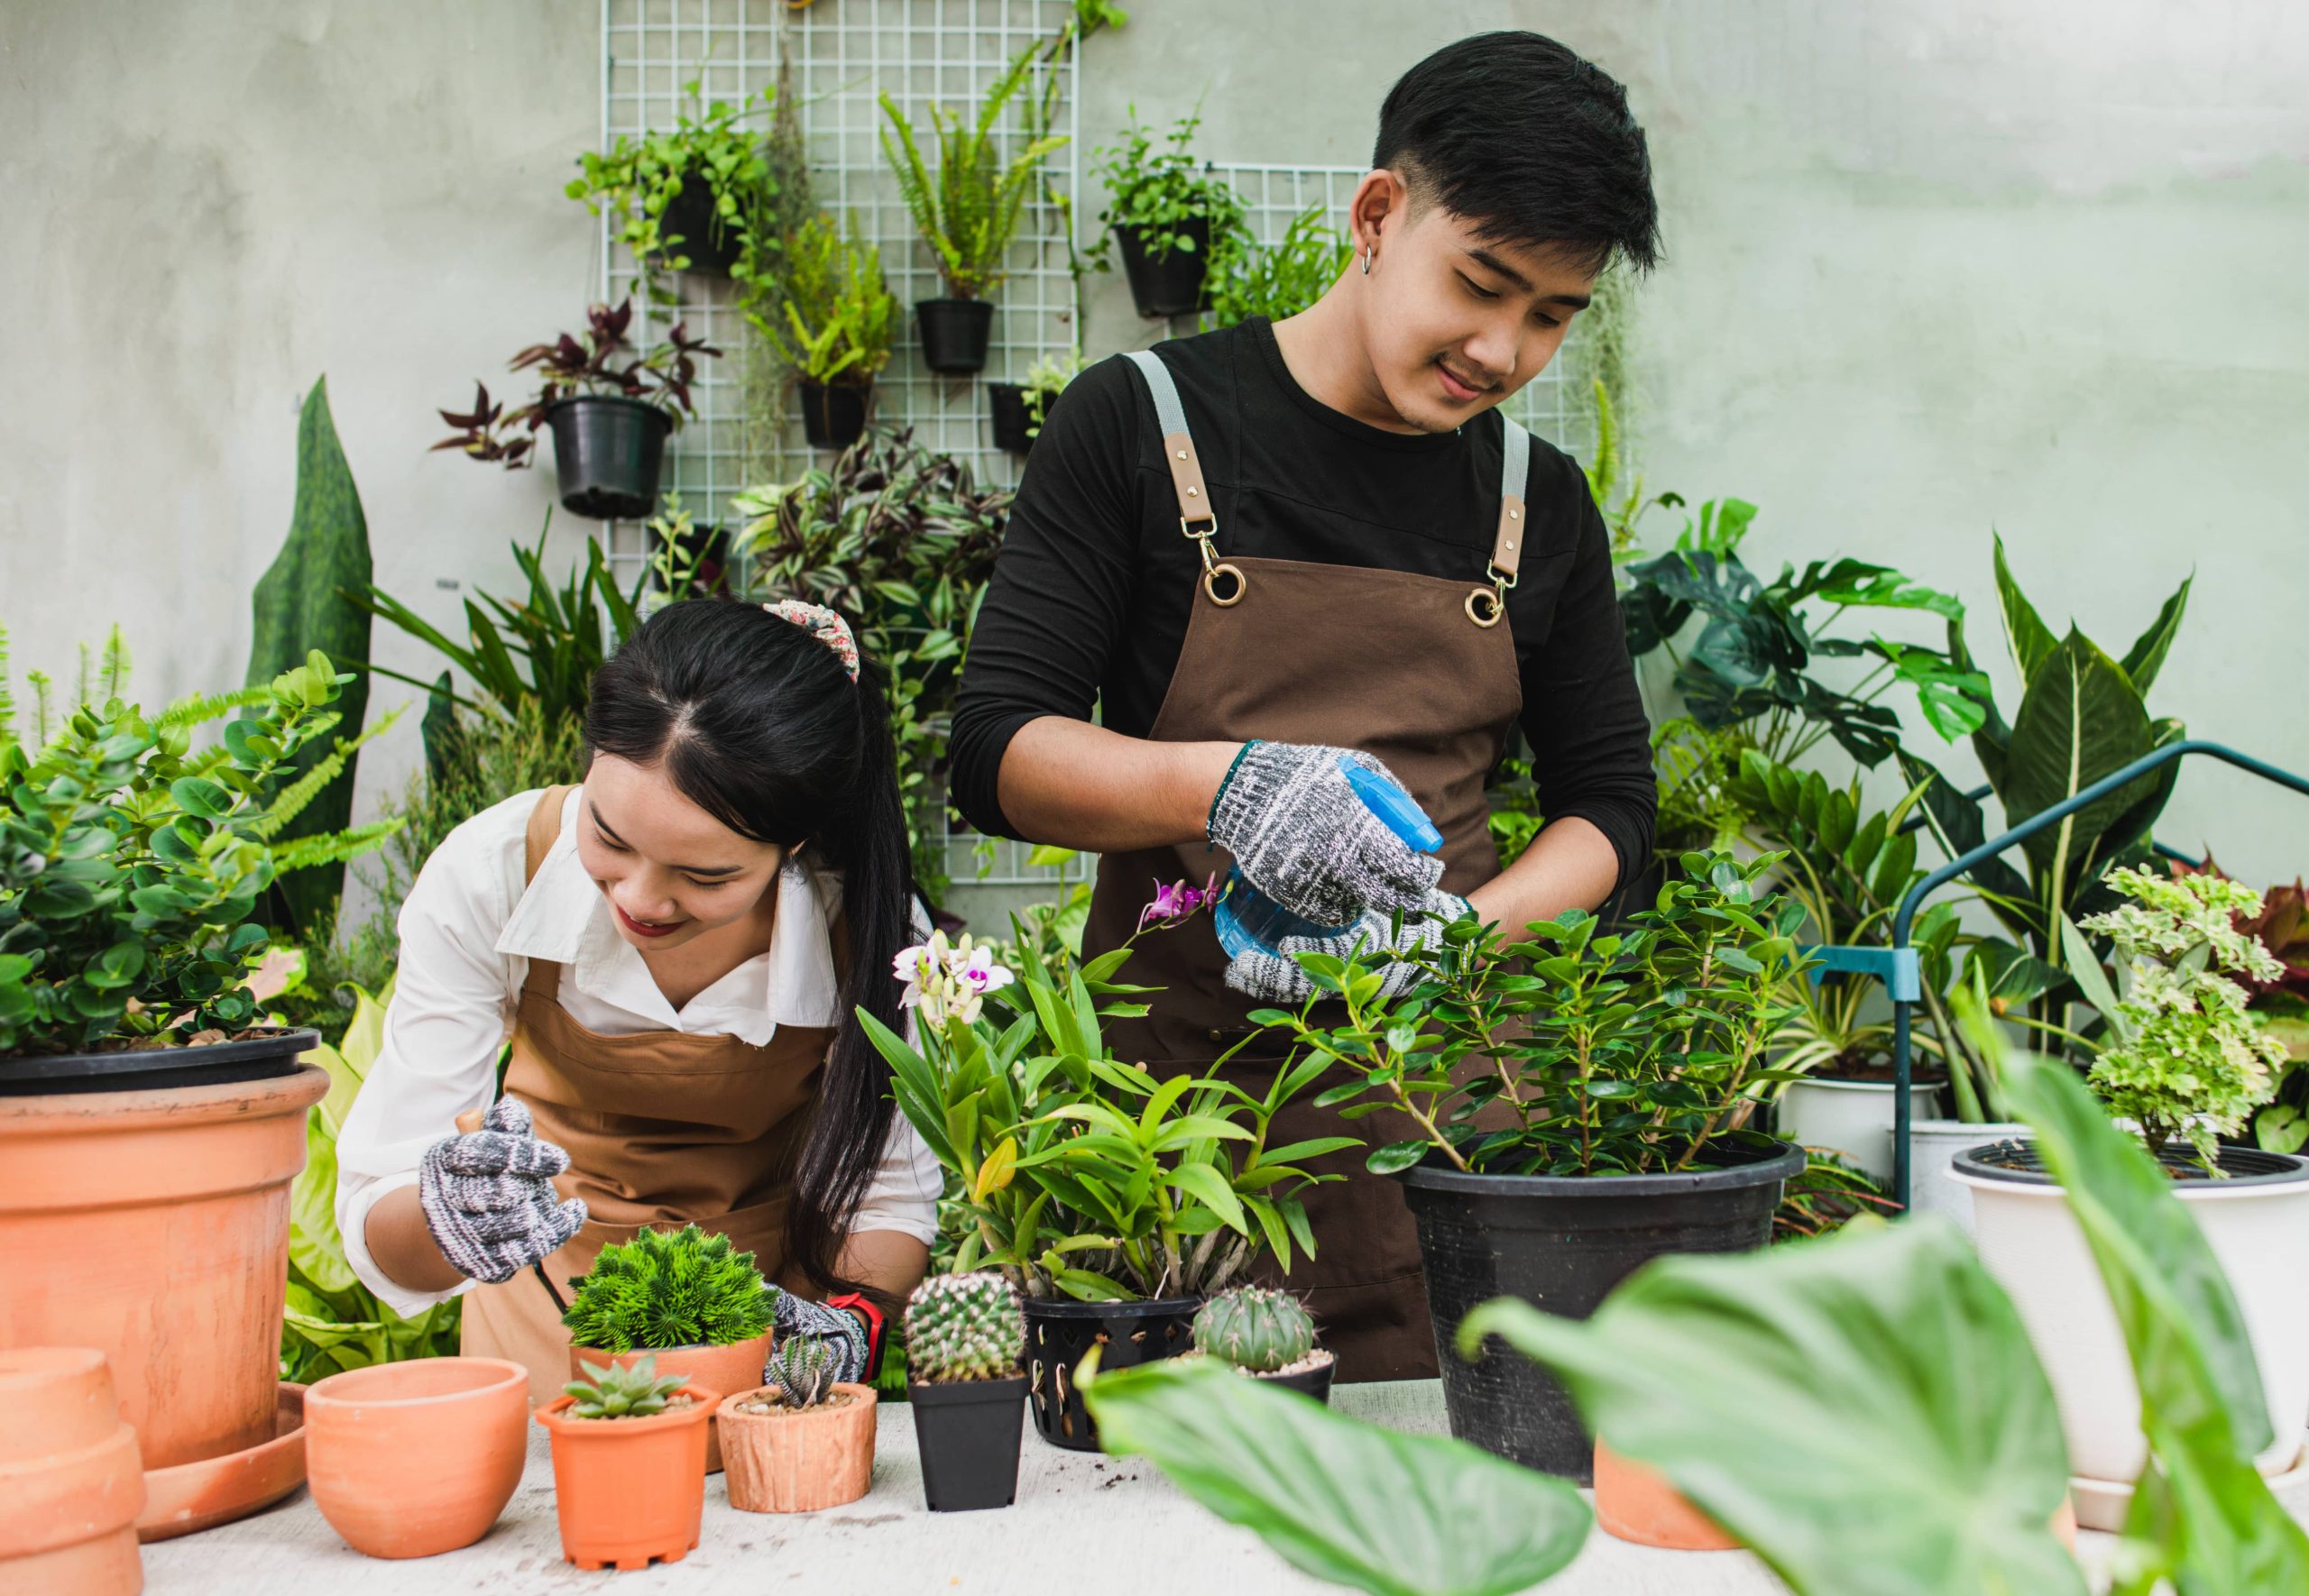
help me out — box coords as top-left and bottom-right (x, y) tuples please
(5, 1), (2305, 884)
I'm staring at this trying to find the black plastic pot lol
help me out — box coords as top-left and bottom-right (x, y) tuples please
(989, 382), (1035, 454)
(1259, 1350), (1336, 1406)
(0, 1027), (319, 1097)
(1400, 1140), (1803, 1481)
(1115, 218), (1213, 318)
(797, 381), (872, 453)
(543, 395), (671, 521)
(910, 1372), (1027, 1511)
(656, 173), (745, 275)
(917, 298), (994, 375)
(1022, 1296), (1200, 1451)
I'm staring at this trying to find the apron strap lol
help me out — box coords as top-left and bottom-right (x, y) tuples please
(1122, 349), (1243, 608)
(1470, 415), (1531, 629)
(520, 785), (578, 1004)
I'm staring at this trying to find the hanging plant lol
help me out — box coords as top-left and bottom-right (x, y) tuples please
(566, 80), (780, 298)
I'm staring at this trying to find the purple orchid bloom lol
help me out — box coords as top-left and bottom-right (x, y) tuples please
(1137, 874), (1221, 935)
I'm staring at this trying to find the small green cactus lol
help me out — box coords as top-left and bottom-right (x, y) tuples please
(1191, 1286), (1316, 1374)
(565, 1354), (688, 1419)
(904, 1272), (1026, 1383)
(560, 1223), (773, 1353)
(766, 1335), (837, 1408)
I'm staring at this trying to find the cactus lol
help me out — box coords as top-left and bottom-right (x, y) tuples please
(765, 1335), (837, 1408)
(561, 1224), (773, 1353)
(1191, 1286), (1316, 1374)
(565, 1354), (688, 1419)
(903, 1272), (1025, 1383)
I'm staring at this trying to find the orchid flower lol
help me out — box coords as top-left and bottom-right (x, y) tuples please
(1137, 874), (1221, 935)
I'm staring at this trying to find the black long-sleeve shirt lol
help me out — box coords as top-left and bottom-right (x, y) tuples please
(950, 316), (1657, 887)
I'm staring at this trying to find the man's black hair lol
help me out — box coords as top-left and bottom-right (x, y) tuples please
(1373, 31), (1660, 277)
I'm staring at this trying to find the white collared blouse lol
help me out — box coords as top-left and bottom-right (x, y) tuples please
(335, 787), (943, 1319)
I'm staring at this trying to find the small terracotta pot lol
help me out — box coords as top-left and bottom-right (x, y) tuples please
(717, 1383), (878, 1513)
(1593, 1440), (1740, 1552)
(0, 1347), (146, 1595)
(568, 1334), (770, 1475)
(306, 1357), (527, 1559)
(535, 1384), (717, 1572)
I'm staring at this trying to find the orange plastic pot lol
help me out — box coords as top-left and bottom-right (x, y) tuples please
(306, 1358), (527, 1559)
(716, 1383), (878, 1513)
(1594, 1439), (1740, 1551)
(0, 1064), (327, 1472)
(535, 1384), (718, 1572)
(0, 1347), (147, 1596)
(568, 1333), (770, 1475)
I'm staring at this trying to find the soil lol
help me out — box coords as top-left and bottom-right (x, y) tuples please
(570, 1393), (699, 1420)
(1974, 1140), (2215, 1183)
(1179, 1349), (1335, 1379)
(732, 1390), (860, 1417)
(14, 1025), (296, 1057)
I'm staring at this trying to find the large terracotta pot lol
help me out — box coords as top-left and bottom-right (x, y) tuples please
(0, 1346), (147, 1595)
(717, 1382), (878, 1513)
(568, 1334), (771, 1475)
(1593, 1439), (1738, 1551)
(0, 1063), (328, 1470)
(535, 1383), (717, 1571)
(306, 1358), (528, 1559)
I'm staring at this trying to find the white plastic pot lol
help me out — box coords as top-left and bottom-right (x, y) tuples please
(1891, 1120), (2028, 1234)
(1774, 1078), (1943, 1185)
(1953, 1142), (2309, 1521)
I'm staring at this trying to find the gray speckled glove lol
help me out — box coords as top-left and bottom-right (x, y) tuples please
(1209, 741), (1444, 926)
(417, 1096), (587, 1286)
(771, 1290), (871, 1386)
(1225, 889), (1475, 1004)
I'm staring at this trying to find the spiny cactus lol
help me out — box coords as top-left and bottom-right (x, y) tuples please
(904, 1272), (1025, 1383)
(1192, 1286), (1316, 1374)
(766, 1334), (838, 1408)
(565, 1354), (688, 1419)
(561, 1224), (773, 1353)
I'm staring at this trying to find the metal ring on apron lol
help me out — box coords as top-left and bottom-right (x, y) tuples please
(1466, 586), (1505, 628)
(1204, 563), (1247, 606)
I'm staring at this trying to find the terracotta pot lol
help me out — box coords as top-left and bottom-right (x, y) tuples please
(305, 1358), (527, 1559)
(0, 1347), (146, 1595)
(136, 1385), (305, 1543)
(535, 1384), (717, 1572)
(568, 1334), (771, 1475)
(1593, 1440), (1739, 1552)
(0, 1062), (327, 1472)
(717, 1383), (878, 1513)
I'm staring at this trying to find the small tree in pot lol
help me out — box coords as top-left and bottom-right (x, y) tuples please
(536, 1355), (715, 1571)
(905, 1272), (1028, 1511)
(1089, 111), (1245, 319)
(754, 215), (897, 452)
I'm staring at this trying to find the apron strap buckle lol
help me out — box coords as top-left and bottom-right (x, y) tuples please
(1182, 516), (1246, 607)
(1467, 562), (1514, 628)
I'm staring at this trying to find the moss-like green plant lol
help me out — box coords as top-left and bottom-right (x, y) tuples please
(905, 1272), (1025, 1382)
(565, 1354), (687, 1420)
(560, 1224), (773, 1353)
(1191, 1286), (1315, 1374)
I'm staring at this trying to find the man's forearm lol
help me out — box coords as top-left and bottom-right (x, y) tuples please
(997, 715), (1244, 853)
(1467, 815), (1624, 936)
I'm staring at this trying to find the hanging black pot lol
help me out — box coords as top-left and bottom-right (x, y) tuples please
(917, 298), (995, 375)
(989, 382), (1035, 454)
(909, 1372), (1028, 1511)
(1115, 217), (1213, 318)
(655, 171), (745, 276)
(1022, 1296), (1200, 1452)
(542, 396), (671, 522)
(796, 381), (872, 453)
(1399, 1140), (1802, 1482)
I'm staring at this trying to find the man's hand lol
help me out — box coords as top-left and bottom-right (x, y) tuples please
(1210, 742), (1443, 926)
(1224, 887), (1474, 1003)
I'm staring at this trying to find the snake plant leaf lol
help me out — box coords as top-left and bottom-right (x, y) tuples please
(2003, 628), (2158, 893)
(1083, 1353), (1588, 1596)
(2118, 571), (2193, 697)
(1992, 531), (2060, 686)
(1460, 1219), (2084, 1596)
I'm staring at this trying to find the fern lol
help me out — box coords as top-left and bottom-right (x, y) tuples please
(157, 683), (275, 729)
(269, 818), (405, 875)
(879, 43), (1066, 299)
(99, 627), (133, 702)
(253, 704), (404, 842)
(0, 621), (15, 746)
(27, 671), (53, 745)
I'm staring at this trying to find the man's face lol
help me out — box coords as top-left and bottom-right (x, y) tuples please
(1357, 197), (1596, 434)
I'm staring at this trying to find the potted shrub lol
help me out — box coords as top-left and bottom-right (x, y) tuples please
(904, 1272), (1028, 1512)
(567, 80), (777, 289)
(1090, 111), (1246, 319)
(1255, 850), (1809, 1481)
(880, 46), (1068, 375)
(559, 1223), (774, 1476)
(1952, 863), (2309, 1527)
(860, 928), (1347, 1451)
(1190, 1286), (1334, 1404)
(989, 351), (1083, 455)
(431, 299), (720, 521)
(717, 1336), (877, 1513)
(535, 1355), (715, 1571)
(303, 1356), (527, 1559)
(756, 214), (897, 452)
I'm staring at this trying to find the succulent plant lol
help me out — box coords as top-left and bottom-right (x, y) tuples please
(904, 1272), (1025, 1383)
(565, 1354), (688, 1419)
(765, 1334), (838, 1409)
(1191, 1286), (1317, 1375)
(560, 1223), (773, 1353)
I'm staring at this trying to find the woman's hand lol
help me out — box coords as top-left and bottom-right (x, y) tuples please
(417, 1097), (588, 1284)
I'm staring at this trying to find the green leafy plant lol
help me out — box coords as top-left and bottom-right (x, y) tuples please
(1021, 350), (1086, 441)
(903, 1271), (1025, 1383)
(566, 1354), (689, 1420)
(1088, 110), (1246, 265)
(1200, 205), (1353, 330)
(755, 214), (898, 388)
(765, 1335), (838, 1408)
(560, 1224), (775, 1353)
(566, 79), (778, 300)
(880, 46), (1068, 301)
(1255, 851), (1810, 1179)
(2167, 855), (2309, 1151)
(1769, 1148), (1895, 1241)
(431, 300), (719, 470)
(1191, 1286), (1315, 1374)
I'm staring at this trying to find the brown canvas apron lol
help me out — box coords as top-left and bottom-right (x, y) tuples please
(461, 785), (839, 1406)
(1081, 349), (1529, 1382)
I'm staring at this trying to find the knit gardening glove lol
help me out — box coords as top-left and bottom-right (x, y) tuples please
(1209, 742), (1444, 927)
(772, 1290), (872, 1386)
(1224, 889), (1475, 1004)
(417, 1096), (588, 1286)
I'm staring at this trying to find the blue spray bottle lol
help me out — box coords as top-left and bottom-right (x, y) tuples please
(1212, 757), (1446, 959)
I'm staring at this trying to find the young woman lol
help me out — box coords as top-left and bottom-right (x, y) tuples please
(336, 597), (936, 1402)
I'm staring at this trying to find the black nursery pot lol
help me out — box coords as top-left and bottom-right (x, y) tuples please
(656, 174), (745, 275)
(1114, 218), (1212, 318)
(0, 1027), (318, 1097)
(988, 382), (1035, 454)
(796, 381), (872, 453)
(1022, 1296), (1200, 1452)
(910, 1372), (1028, 1511)
(916, 298), (995, 375)
(1259, 1351), (1336, 1406)
(1400, 1140), (1803, 1482)
(543, 395), (670, 521)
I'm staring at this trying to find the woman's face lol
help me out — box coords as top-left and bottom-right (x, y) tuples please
(576, 756), (787, 953)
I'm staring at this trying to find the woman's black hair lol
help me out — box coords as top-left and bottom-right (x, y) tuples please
(584, 598), (913, 1297)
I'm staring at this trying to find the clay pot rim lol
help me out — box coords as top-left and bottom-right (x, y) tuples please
(0, 1060), (328, 1127)
(0, 1344), (110, 1383)
(716, 1382), (878, 1425)
(536, 1386), (720, 1436)
(308, 1355), (528, 1412)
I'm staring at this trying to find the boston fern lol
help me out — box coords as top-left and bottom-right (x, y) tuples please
(754, 214), (897, 387)
(1200, 205), (1353, 331)
(879, 45), (1068, 300)
(560, 1224), (774, 1353)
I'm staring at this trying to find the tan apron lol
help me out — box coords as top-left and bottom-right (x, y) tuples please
(461, 785), (839, 1406)
(1081, 349), (1529, 1382)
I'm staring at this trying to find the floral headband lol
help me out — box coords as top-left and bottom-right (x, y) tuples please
(762, 599), (860, 682)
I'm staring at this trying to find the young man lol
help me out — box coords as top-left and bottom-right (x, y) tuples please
(950, 32), (1661, 1379)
